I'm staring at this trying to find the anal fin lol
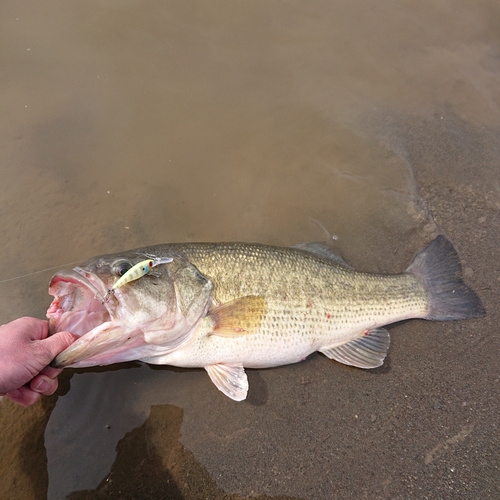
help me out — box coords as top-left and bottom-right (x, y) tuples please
(320, 328), (390, 369)
(205, 363), (249, 401)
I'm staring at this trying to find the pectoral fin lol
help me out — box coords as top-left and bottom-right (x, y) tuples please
(320, 328), (390, 369)
(208, 295), (266, 337)
(205, 363), (249, 401)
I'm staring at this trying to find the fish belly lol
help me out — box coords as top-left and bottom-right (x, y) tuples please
(143, 293), (424, 370)
(143, 328), (328, 368)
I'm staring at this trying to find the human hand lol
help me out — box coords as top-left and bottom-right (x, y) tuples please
(0, 317), (77, 406)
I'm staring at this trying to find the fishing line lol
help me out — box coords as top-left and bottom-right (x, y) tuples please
(0, 260), (84, 284)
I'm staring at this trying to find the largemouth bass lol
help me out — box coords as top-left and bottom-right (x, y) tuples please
(48, 236), (485, 401)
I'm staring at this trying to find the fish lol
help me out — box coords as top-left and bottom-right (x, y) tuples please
(48, 236), (485, 401)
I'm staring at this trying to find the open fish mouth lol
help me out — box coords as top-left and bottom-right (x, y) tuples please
(47, 269), (112, 338)
(47, 269), (146, 368)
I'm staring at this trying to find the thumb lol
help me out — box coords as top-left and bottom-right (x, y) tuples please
(39, 331), (79, 360)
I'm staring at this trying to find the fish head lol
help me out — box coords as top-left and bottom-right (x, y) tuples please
(47, 249), (213, 368)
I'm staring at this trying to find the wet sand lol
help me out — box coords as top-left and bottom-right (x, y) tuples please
(1, 1), (499, 499)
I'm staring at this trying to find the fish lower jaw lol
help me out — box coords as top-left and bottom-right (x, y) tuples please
(53, 330), (160, 368)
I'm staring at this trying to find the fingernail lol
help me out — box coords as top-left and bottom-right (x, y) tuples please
(33, 380), (49, 393)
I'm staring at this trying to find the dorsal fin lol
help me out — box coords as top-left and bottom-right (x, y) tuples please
(293, 242), (351, 268)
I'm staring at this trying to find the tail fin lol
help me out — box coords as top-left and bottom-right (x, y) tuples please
(406, 235), (485, 321)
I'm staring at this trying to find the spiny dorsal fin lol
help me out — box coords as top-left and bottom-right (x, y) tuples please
(320, 328), (390, 369)
(293, 242), (351, 268)
(205, 363), (248, 401)
(208, 295), (266, 337)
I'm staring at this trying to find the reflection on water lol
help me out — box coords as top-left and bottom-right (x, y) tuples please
(64, 403), (301, 500)
(46, 365), (299, 499)
(1, 0), (499, 498)
(67, 404), (189, 499)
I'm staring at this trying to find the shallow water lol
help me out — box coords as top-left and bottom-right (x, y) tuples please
(1, 1), (499, 499)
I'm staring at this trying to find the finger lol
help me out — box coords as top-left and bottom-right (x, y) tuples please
(40, 366), (63, 379)
(10, 317), (50, 341)
(30, 374), (59, 396)
(6, 386), (42, 407)
(37, 331), (79, 361)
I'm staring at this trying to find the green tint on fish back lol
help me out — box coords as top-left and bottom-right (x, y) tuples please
(141, 242), (430, 342)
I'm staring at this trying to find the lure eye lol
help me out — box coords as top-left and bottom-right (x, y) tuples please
(114, 262), (133, 277)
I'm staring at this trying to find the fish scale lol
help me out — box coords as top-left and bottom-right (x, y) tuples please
(162, 242), (429, 328)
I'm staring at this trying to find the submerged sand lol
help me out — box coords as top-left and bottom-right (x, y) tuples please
(0, 1), (499, 498)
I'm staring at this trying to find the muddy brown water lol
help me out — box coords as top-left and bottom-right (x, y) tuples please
(1, 1), (499, 499)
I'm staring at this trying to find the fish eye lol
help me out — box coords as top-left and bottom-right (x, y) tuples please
(114, 261), (133, 277)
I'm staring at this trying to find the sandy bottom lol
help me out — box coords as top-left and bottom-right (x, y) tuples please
(0, 1), (499, 499)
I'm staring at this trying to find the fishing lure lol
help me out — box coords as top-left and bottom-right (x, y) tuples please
(102, 256), (173, 302)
